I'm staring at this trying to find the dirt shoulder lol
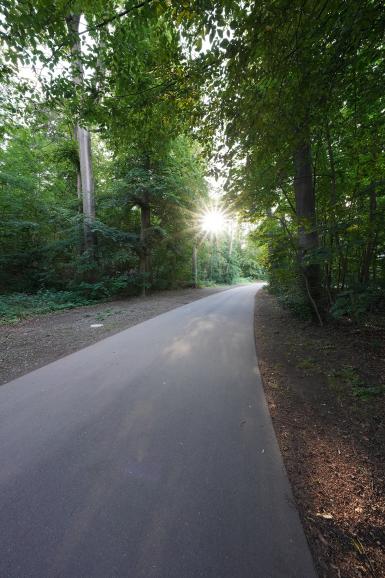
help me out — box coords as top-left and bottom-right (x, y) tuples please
(0, 286), (226, 385)
(255, 289), (385, 578)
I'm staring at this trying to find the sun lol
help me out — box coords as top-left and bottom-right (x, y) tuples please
(199, 208), (227, 235)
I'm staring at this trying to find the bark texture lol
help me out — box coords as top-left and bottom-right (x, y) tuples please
(66, 13), (96, 252)
(140, 201), (151, 295)
(192, 245), (198, 288)
(293, 138), (323, 318)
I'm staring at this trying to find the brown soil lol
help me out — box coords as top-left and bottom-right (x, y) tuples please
(0, 286), (226, 385)
(255, 288), (385, 578)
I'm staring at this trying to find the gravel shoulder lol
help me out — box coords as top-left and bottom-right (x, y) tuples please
(255, 288), (385, 578)
(0, 287), (226, 385)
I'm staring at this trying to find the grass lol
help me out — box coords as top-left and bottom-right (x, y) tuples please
(95, 308), (124, 321)
(0, 290), (94, 324)
(296, 356), (320, 374)
(327, 365), (384, 398)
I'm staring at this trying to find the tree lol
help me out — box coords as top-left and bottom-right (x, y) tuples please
(66, 12), (96, 252)
(183, 0), (385, 320)
(0, 1), (212, 297)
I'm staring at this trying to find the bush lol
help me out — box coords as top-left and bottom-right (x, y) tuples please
(73, 273), (142, 300)
(0, 290), (92, 324)
(0, 272), (150, 324)
(330, 287), (385, 321)
(275, 288), (313, 319)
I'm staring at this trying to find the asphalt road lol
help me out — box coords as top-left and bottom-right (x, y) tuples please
(0, 283), (316, 578)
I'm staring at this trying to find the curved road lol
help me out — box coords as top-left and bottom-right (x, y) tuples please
(0, 284), (316, 577)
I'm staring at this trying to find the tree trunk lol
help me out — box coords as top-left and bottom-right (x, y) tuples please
(76, 170), (82, 201)
(325, 124), (341, 302)
(228, 220), (235, 257)
(294, 137), (323, 320)
(192, 245), (198, 288)
(73, 126), (82, 204)
(66, 13), (96, 253)
(77, 125), (95, 249)
(360, 184), (377, 284)
(140, 202), (151, 296)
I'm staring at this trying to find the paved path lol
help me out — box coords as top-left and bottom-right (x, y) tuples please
(0, 284), (316, 577)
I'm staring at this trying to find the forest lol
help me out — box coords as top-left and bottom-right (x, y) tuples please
(0, 0), (384, 321)
(1, 3), (385, 576)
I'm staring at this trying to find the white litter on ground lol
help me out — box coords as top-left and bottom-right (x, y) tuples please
(90, 324), (104, 328)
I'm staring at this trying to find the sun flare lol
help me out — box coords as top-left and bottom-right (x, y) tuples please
(199, 208), (227, 235)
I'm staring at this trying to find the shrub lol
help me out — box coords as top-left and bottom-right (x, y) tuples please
(0, 290), (92, 324)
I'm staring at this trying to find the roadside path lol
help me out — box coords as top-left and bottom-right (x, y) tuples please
(0, 283), (316, 577)
(0, 286), (226, 385)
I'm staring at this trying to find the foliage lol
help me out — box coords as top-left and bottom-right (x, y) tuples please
(0, 0), (289, 312)
(183, 0), (385, 322)
(0, 290), (92, 324)
(329, 365), (385, 399)
(330, 287), (385, 321)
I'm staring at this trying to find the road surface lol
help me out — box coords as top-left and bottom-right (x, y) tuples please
(0, 284), (316, 577)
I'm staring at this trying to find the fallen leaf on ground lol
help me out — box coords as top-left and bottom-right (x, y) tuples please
(316, 512), (333, 519)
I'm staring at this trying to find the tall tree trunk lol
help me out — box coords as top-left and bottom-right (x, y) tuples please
(66, 13), (96, 253)
(294, 136), (323, 321)
(77, 125), (95, 249)
(360, 184), (377, 284)
(73, 127), (82, 204)
(325, 123), (342, 303)
(140, 201), (151, 296)
(192, 245), (198, 288)
(76, 170), (82, 201)
(228, 220), (235, 257)
(223, 220), (235, 282)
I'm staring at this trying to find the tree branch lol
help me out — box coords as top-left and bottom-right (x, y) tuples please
(79, 0), (155, 36)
